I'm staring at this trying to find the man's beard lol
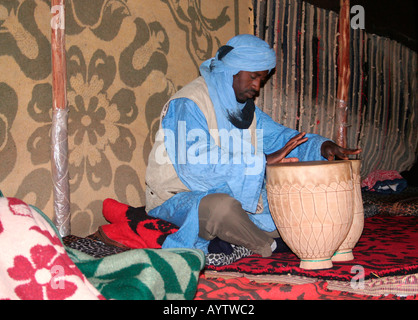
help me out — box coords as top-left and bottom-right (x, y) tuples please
(227, 98), (255, 129)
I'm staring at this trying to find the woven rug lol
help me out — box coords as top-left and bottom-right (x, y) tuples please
(195, 275), (417, 300)
(63, 234), (130, 258)
(205, 215), (418, 282)
(362, 187), (418, 218)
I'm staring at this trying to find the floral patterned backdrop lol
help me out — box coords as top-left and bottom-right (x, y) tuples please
(0, 0), (251, 236)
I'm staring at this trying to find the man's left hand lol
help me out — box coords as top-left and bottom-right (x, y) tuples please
(321, 140), (362, 161)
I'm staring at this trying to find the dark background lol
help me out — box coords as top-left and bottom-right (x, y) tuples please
(305, 0), (417, 51)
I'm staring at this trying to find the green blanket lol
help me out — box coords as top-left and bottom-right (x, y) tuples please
(0, 191), (205, 300)
(66, 246), (204, 300)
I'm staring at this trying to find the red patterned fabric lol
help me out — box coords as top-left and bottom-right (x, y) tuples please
(0, 197), (103, 300)
(206, 216), (418, 281)
(195, 275), (417, 300)
(361, 170), (407, 193)
(98, 198), (178, 249)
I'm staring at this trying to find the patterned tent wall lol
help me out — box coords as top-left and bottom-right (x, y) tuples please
(0, 0), (252, 237)
(349, 32), (418, 175)
(254, 0), (418, 177)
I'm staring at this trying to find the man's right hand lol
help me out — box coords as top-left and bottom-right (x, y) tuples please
(266, 132), (308, 165)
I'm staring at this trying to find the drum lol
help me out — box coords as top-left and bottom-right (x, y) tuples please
(332, 160), (364, 261)
(266, 161), (354, 270)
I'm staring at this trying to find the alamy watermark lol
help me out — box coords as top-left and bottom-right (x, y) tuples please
(50, 265), (65, 290)
(51, 5), (65, 30)
(350, 264), (365, 290)
(351, 5), (365, 30)
(153, 121), (265, 176)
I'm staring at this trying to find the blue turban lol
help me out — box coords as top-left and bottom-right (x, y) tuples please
(199, 34), (276, 130)
(218, 34), (277, 73)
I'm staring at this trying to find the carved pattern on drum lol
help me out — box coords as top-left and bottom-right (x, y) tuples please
(332, 160), (364, 261)
(266, 161), (355, 270)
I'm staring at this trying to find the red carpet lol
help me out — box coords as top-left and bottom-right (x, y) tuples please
(195, 275), (417, 300)
(206, 216), (418, 281)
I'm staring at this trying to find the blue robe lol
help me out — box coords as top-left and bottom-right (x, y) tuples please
(148, 97), (329, 253)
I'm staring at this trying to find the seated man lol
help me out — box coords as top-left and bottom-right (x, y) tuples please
(145, 34), (361, 257)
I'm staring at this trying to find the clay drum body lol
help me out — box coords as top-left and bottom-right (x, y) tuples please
(266, 161), (354, 270)
(332, 160), (364, 261)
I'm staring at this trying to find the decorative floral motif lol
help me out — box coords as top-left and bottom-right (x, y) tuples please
(162, 0), (230, 69)
(27, 47), (138, 192)
(0, 0), (51, 80)
(118, 17), (169, 88)
(8, 197), (32, 217)
(1, 197), (101, 300)
(67, 46), (138, 191)
(30, 225), (66, 250)
(70, 200), (104, 236)
(0, 83), (17, 182)
(66, 0), (131, 41)
(7, 244), (77, 300)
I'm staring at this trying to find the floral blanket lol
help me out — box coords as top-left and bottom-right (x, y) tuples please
(0, 196), (204, 300)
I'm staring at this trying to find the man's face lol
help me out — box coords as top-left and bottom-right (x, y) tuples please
(232, 70), (269, 103)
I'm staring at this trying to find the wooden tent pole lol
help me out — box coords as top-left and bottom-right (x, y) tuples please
(50, 0), (70, 236)
(335, 0), (350, 148)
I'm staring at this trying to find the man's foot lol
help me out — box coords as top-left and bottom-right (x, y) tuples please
(271, 237), (291, 253)
(208, 237), (234, 255)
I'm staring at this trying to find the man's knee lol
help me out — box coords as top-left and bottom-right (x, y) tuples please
(198, 193), (244, 239)
(199, 193), (243, 222)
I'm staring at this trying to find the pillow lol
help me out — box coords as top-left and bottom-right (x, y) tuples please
(0, 196), (103, 300)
